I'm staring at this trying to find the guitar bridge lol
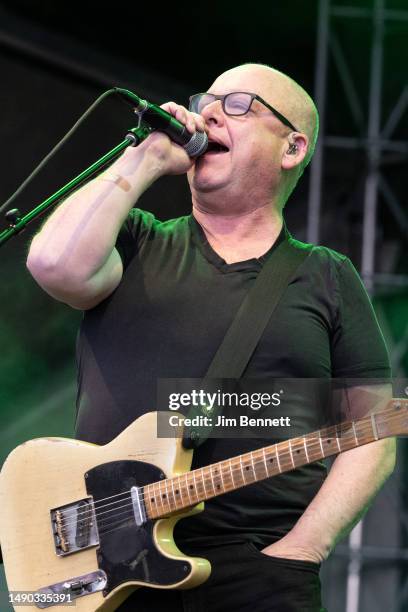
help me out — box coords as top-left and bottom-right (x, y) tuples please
(50, 497), (99, 556)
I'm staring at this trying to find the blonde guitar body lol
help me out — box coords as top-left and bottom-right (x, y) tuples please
(0, 412), (211, 611)
(2, 399), (406, 611)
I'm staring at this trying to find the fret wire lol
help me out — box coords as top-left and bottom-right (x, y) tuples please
(151, 483), (159, 515)
(288, 439), (295, 468)
(193, 469), (202, 503)
(250, 451), (256, 479)
(154, 484), (160, 514)
(201, 467), (207, 496)
(318, 436), (325, 458)
(164, 478), (172, 512)
(169, 477), (176, 510)
(146, 485), (153, 516)
(156, 483), (164, 514)
(229, 460), (236, 487)
(239, 455), (246, 483)
(275, 447), (282, 472)
(177, 476), (185, 507)
(209, 465), (217, 496)
(218, 464), (226, 491)
(185, 472), (192, 504)
(335, 426), (341, 452)
(150, 416), (398, 518)
(164, 478), (174, 512)
(303, 437), (310, 462)
(192, 468), (198, 501)
(262, 447), (269, 475)
(170, 478), (177, 510)
(163, 478), (171, 513)
(170, 475), (176, 509)
(153, 414), (401, 516)
(147, 411), (407, 519)
(352, 421), (359, 445)
(371, 413), (379, 440)
(164, 478), (174, 511)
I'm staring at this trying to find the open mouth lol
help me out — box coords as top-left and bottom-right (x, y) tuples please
(205, 141), (230, 155)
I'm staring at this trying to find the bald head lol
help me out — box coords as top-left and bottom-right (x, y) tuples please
(211, 63), (319, 170)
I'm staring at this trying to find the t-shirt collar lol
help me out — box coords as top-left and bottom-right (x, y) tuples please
(188, 214), (290, 273)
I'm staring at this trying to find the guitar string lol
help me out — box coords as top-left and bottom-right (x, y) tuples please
(94, 507), (136, 532)
(56, 414), (400, 532)
(57, 431), (347, 530)
(94, 418), (397, 540)
(58, 415), (368, 527)
(55, 417), (396, 535)
(59, 440), (394, 543)
(56, 407), (402, 528)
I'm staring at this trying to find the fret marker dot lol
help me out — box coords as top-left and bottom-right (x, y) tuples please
(162, 494), (166, 498)
(175, 490), (179, 494)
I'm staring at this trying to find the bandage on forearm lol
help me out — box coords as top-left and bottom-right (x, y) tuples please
(95, 172), (131, 193)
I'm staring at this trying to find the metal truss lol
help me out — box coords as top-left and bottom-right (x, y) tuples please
(308, 0), (408, 291)
(309, 3), (408, 611)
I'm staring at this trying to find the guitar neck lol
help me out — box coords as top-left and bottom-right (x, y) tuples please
(144, 400), (407, 519)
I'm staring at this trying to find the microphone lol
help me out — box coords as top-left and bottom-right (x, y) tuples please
(115, 88), (208, 158)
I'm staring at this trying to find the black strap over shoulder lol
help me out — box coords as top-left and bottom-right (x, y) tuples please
(182, 233), (312, 449)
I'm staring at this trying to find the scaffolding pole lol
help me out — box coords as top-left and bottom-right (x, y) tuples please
(309, 2), (408, 611)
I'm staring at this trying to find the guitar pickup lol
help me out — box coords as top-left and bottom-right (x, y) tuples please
(50, 497), (99, 557)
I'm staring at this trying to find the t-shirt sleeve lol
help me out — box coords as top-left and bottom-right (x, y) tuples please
(331, 257), (391, 379)
(115, 207), (157, 270)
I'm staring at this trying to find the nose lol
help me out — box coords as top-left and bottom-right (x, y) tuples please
(200, 99), (225, 126)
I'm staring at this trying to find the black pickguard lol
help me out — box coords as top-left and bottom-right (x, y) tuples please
(85, 460), (191, 596)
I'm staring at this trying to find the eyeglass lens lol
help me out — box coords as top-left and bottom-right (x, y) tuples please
(190, 93), (253, 116)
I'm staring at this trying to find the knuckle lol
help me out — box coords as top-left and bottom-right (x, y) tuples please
(160, 101), (174, 110)
(160, 101), (182, 116)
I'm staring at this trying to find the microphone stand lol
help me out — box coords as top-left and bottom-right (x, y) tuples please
(0, 126), (150, 247)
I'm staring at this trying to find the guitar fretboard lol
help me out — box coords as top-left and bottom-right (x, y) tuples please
(144, 401), (406, 519)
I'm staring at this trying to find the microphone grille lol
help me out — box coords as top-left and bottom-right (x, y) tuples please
(184, 131), (208, 158)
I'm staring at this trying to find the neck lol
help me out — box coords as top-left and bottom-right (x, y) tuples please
(192, 203), (283, 263)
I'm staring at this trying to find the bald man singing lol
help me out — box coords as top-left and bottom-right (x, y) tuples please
(27, 64), (395, 611)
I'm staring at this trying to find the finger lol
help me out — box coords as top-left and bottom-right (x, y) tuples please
(191, 112), (207, 133)
(161, 102), (197, 134)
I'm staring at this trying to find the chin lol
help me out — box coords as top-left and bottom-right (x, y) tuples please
(189, 169), (229, 194)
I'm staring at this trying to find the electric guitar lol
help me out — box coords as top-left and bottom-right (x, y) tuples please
(0, 399), (407, 611)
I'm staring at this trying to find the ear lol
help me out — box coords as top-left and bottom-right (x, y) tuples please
(281, 133), (309, 171)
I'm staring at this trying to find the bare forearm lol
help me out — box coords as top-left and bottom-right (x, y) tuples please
(27, 146), (162, 285)
(287, 438), (396, 560)
(26, 103), (204, 307)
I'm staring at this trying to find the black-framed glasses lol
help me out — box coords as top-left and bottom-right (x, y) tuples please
(189, 92), (298, 132)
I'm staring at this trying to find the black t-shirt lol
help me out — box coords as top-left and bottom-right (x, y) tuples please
(75, 209), (391, 549)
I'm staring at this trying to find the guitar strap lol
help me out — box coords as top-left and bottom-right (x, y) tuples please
(182, 229), (312, 449)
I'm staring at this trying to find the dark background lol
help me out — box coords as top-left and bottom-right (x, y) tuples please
(0, 1), (407, 610)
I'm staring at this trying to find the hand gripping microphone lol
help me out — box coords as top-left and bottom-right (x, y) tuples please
(115, 88), (208, 158)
